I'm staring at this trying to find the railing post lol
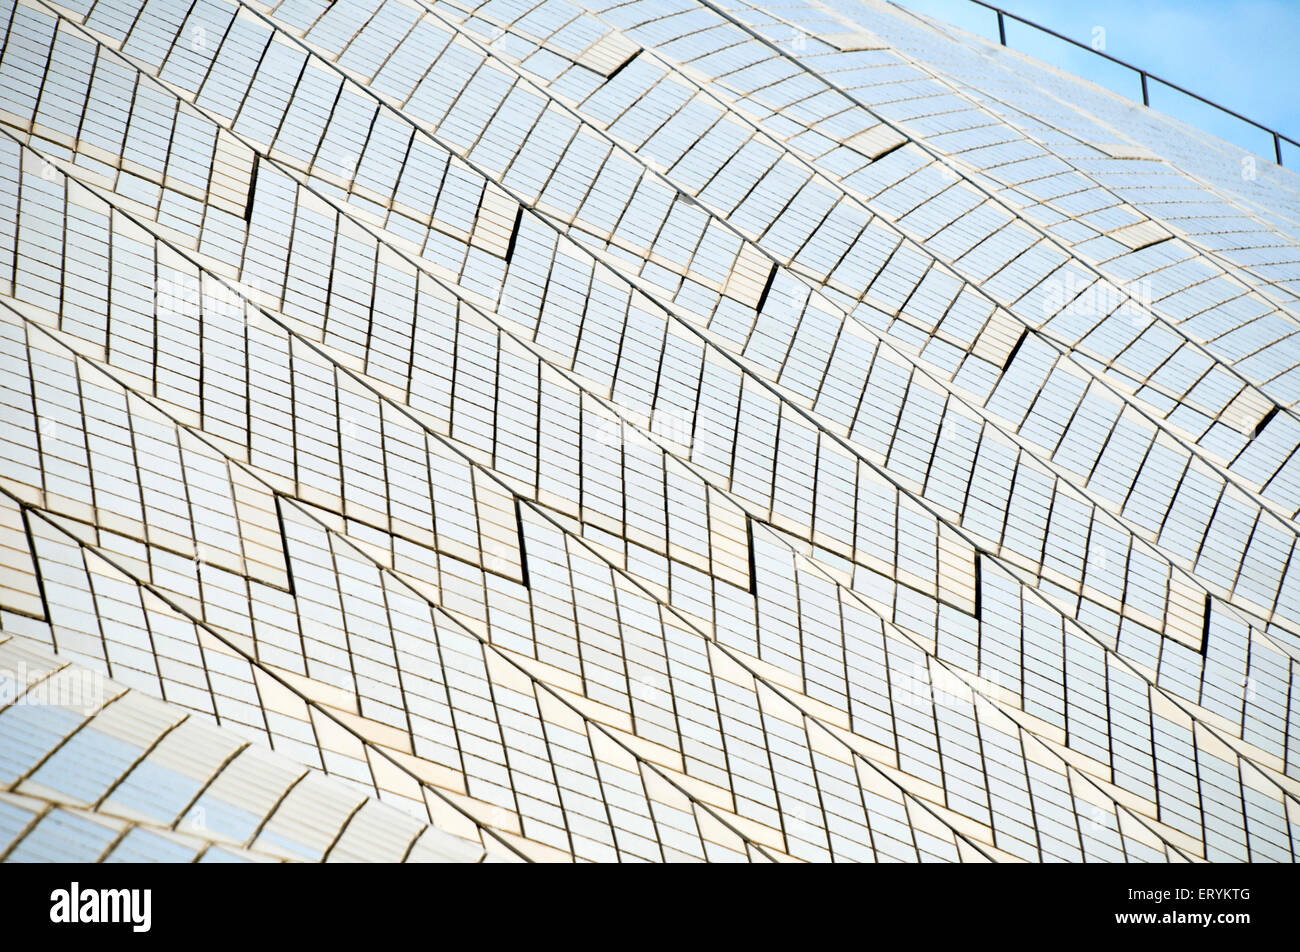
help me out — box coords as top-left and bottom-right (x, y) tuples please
(1140, 72), (1149, 106)
(997, 10), (1006, 45)
(1276, 132), (1284, 166)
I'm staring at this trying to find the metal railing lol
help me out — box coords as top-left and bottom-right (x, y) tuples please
(896, 0), (1298, 167)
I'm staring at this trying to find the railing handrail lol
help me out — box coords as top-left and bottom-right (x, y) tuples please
(895, 0), (1297, 166)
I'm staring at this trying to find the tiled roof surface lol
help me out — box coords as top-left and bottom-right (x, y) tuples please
(0, 0), (1297, 862)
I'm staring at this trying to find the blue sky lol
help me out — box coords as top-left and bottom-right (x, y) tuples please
(892, 0), (1300, 166)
